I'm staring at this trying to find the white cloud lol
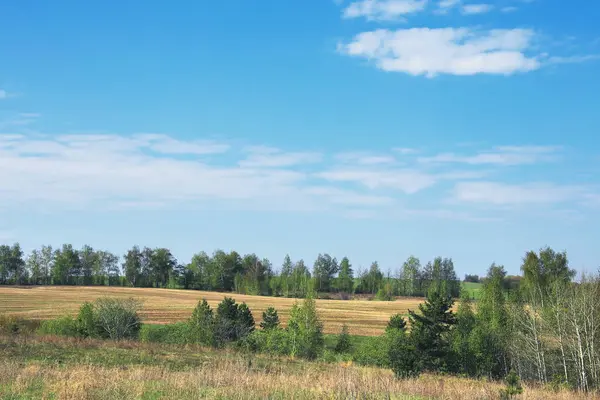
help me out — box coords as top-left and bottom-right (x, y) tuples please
(501, 6), (518, 13)
(317, 168), (437, 193)
(340, 27), (541, 77)
(335, 152), (397, 165)
(343, 0), (428, 21)
(461, 3), (493, 14)
(418, 145), (561, 166)
(393, 147), (418, 155)
(0, 90), (7, 99)
(239, 146), (322, 168)
(453, 181), (587, 206)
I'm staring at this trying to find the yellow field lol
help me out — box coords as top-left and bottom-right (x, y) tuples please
(0, 286), (425, 335)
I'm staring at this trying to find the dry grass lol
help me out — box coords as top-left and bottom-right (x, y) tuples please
(1, 335), (597, 400)
(0, 286), (425, 335)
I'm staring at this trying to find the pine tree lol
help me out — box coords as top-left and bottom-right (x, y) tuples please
(408, 287), (456, 372)
(386, 313), (407, 333)
(189, 298), (215, 346)
(260, 307), (280, 330)
(334, 324), (352, 353)
(236, 302), (255, 339)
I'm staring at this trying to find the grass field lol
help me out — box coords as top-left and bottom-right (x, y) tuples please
(0, 286), (426, 336)
(1, 334), (591, 400)
(461, 282), (483, 300)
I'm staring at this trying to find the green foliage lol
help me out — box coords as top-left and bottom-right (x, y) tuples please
(408, 287), (456, 372)
(386, 314), (407, 333)
(38, 315), (79, 337)
(352, 336), (389, 367)
(139, 322), (194, 344)
(500, 370), (523, 399)
(189, 298), (215, 346)
(287, 296), (324, 359)
(260, 307), (280, 330)
(93, 297), (142, 340)
(388, 331), (420, 379)
(334, 324), (352, 354)
(76, 301), (98, 338)
(213, 297), (255, 345)
(375, 282), (394, 301)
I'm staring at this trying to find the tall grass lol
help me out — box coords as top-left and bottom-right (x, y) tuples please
(1, 334), (596, 399)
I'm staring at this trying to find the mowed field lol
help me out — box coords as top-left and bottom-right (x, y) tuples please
(0, 286), (425, 336)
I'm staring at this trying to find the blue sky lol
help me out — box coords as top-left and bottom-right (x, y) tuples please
(1, 0), (599, 277)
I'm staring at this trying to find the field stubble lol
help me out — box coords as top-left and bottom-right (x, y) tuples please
(0, 286), (425, 335)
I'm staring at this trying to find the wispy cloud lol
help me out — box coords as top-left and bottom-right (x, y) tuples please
(335, 152), (397, 165)
(339, 28), (541, 77)
(418, 145), (561, 166)
(0, 90), (7, 100)
(342, 0), (428, 21)
(0, 133), (596, 220)
(501, 6), (518, 13)
(461, 3), (493, 14)
(239, 146), (322, 168)
(453, 181), (589, 206)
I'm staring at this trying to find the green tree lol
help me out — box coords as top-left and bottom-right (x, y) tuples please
(451, 290), (477, 375)
(281, 255), (293, 297)
(287, 295), (324, 359)
(312, 253), (338, 293)
(26, 249), (43, 285)
(386, 314), (407, 333)
(399, 256), (421, 296)
(236, 302), (255, 339)
(79, 245), (96, 285)
(123, 246), (142, 287)
(40, 245), (54, 285)
(334, 324), (352, 354)
(260, 307), (280, 330)
(150, 248), (177, 288)
(53, 244), (81, 285)
(408, 287), (457, 372)
(336, 257), (354, 294)
(189, 299), (215, 346)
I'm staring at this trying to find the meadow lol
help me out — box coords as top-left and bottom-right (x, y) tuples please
(1, 334), (593, 400)
(0, 286), (426, 336)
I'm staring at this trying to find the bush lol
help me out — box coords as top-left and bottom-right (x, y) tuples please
(388, 331), (420, 379)
(139, 322), (193, 344)
(260, 307), (280, 330)
(189, 299), (215, 346)
(334, 324), (352, 354)
(500, 370), (523, 399)
(352, 336), (389, 367)
(93, 297), (142, 340)
(38, 316), (79, 337)
(76, 302), (98, 338)
(386, 314), (407, 333)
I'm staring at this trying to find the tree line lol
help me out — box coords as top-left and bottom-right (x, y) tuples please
(0, 242), (464, 298)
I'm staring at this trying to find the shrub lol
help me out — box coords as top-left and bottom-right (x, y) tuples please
(500, 370), (523, 399)
(388, 331), (420, 379)
(236, 303), (255, 339)
(386, 314), (407, 333)
(38, 316), (79, 337)
(259, 307), (280, 330)
(334, 324), (352, 354)
(352, 336), (389, 367)
(189, 299), (215, 346)
(93, 297), (142, 340)
(139, 322), (193, 344)
(76, 302), (98, 338)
